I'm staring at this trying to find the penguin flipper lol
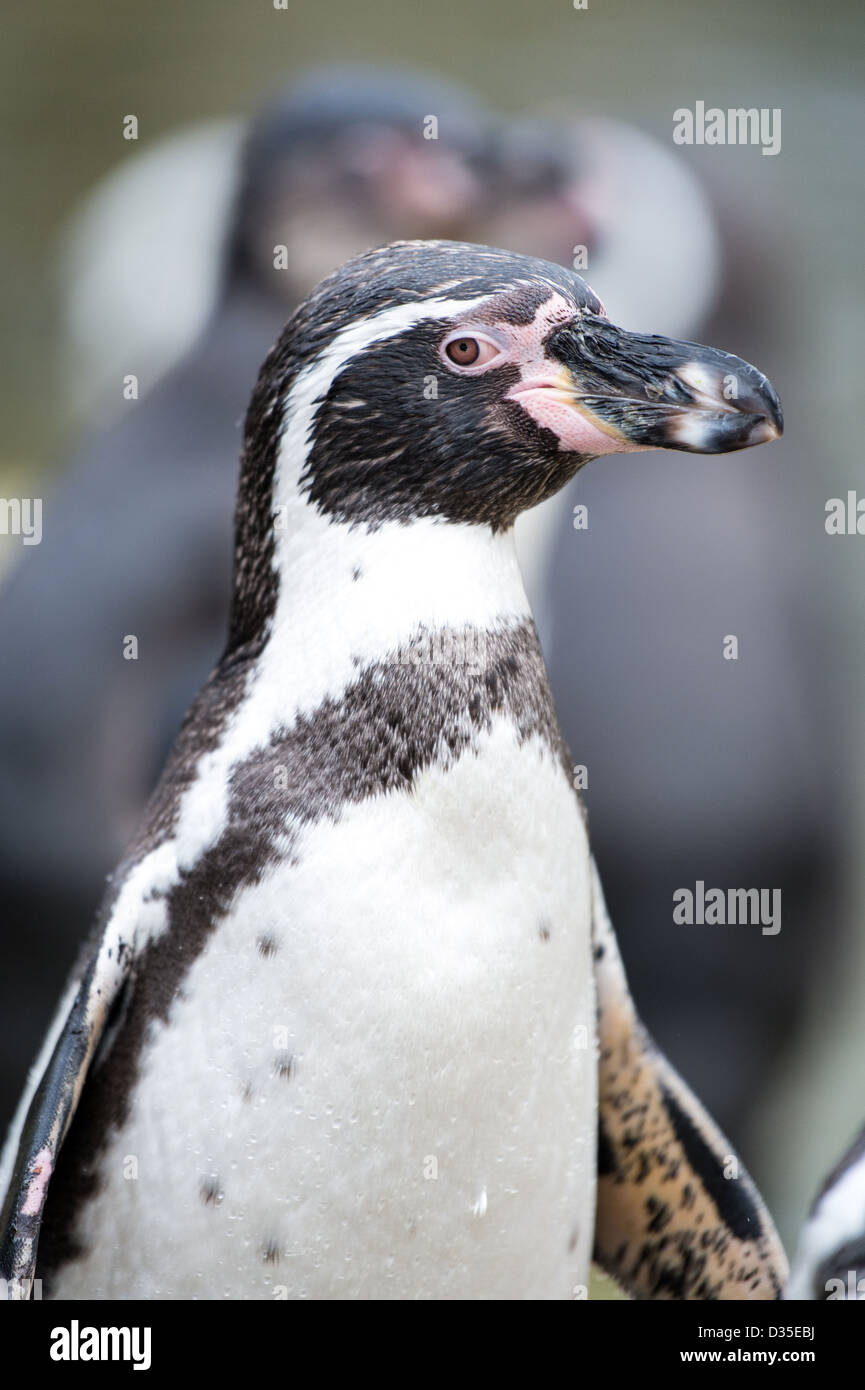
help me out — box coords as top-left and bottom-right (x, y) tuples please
(0, 925), (132, 1299)
(590, 860), (788, 1299)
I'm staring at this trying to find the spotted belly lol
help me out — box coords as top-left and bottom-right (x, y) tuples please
(48, 722), (595, 1300)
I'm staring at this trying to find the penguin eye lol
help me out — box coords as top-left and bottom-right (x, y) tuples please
(442, 333), (503, 371)
(446, 338), (481, 365)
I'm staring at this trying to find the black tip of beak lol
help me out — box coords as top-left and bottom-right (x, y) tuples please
(669, 355), (783, 452)
(751, 380), (784, 438)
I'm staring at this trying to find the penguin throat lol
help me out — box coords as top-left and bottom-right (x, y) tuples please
(245, 503), (534, 727)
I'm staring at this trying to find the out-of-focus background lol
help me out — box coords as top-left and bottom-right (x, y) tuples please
(1, 0), (864, 1264)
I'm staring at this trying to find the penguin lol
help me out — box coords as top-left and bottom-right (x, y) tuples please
(1, 240), (788, 1301)
(0, 66), (587, 1139)
(787, 1124), (865, 1299)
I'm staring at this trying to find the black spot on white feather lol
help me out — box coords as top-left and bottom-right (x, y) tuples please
(568, 1224), (579, 1254)
(273, 1053), (296, 1082)
(257, 934), (278, 959)
(351, 565), (363, 582)
(538, 919), (551, 942)
(200, 1176), (223, 1207)
(263, 1238), (280, 1265)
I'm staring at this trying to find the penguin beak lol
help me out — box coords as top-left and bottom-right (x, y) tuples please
(544, 317), (783, 453)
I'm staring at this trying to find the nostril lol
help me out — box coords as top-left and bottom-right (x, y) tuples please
(650, 375), (692, 406)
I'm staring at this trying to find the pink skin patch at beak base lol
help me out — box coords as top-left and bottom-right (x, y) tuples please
(487, 294), (640, 458)
(507, 378), (644, 456)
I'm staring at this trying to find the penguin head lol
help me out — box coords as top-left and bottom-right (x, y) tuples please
(224, 70), (499, 305)
(242, 239), (782, 534)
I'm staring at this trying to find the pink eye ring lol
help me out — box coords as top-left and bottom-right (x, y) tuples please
(442, 333), (503, 370)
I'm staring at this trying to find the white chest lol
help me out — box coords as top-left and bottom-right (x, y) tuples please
(52, 721), (596, 1300)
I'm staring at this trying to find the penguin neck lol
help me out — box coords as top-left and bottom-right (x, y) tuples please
(181, 501), (539, 881)
(254, 494), (533, 724)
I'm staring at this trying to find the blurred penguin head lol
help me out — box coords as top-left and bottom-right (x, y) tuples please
(222, 66), (596, 304)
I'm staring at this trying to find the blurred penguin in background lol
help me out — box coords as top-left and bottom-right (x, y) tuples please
(0, 67), (843, 1175)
